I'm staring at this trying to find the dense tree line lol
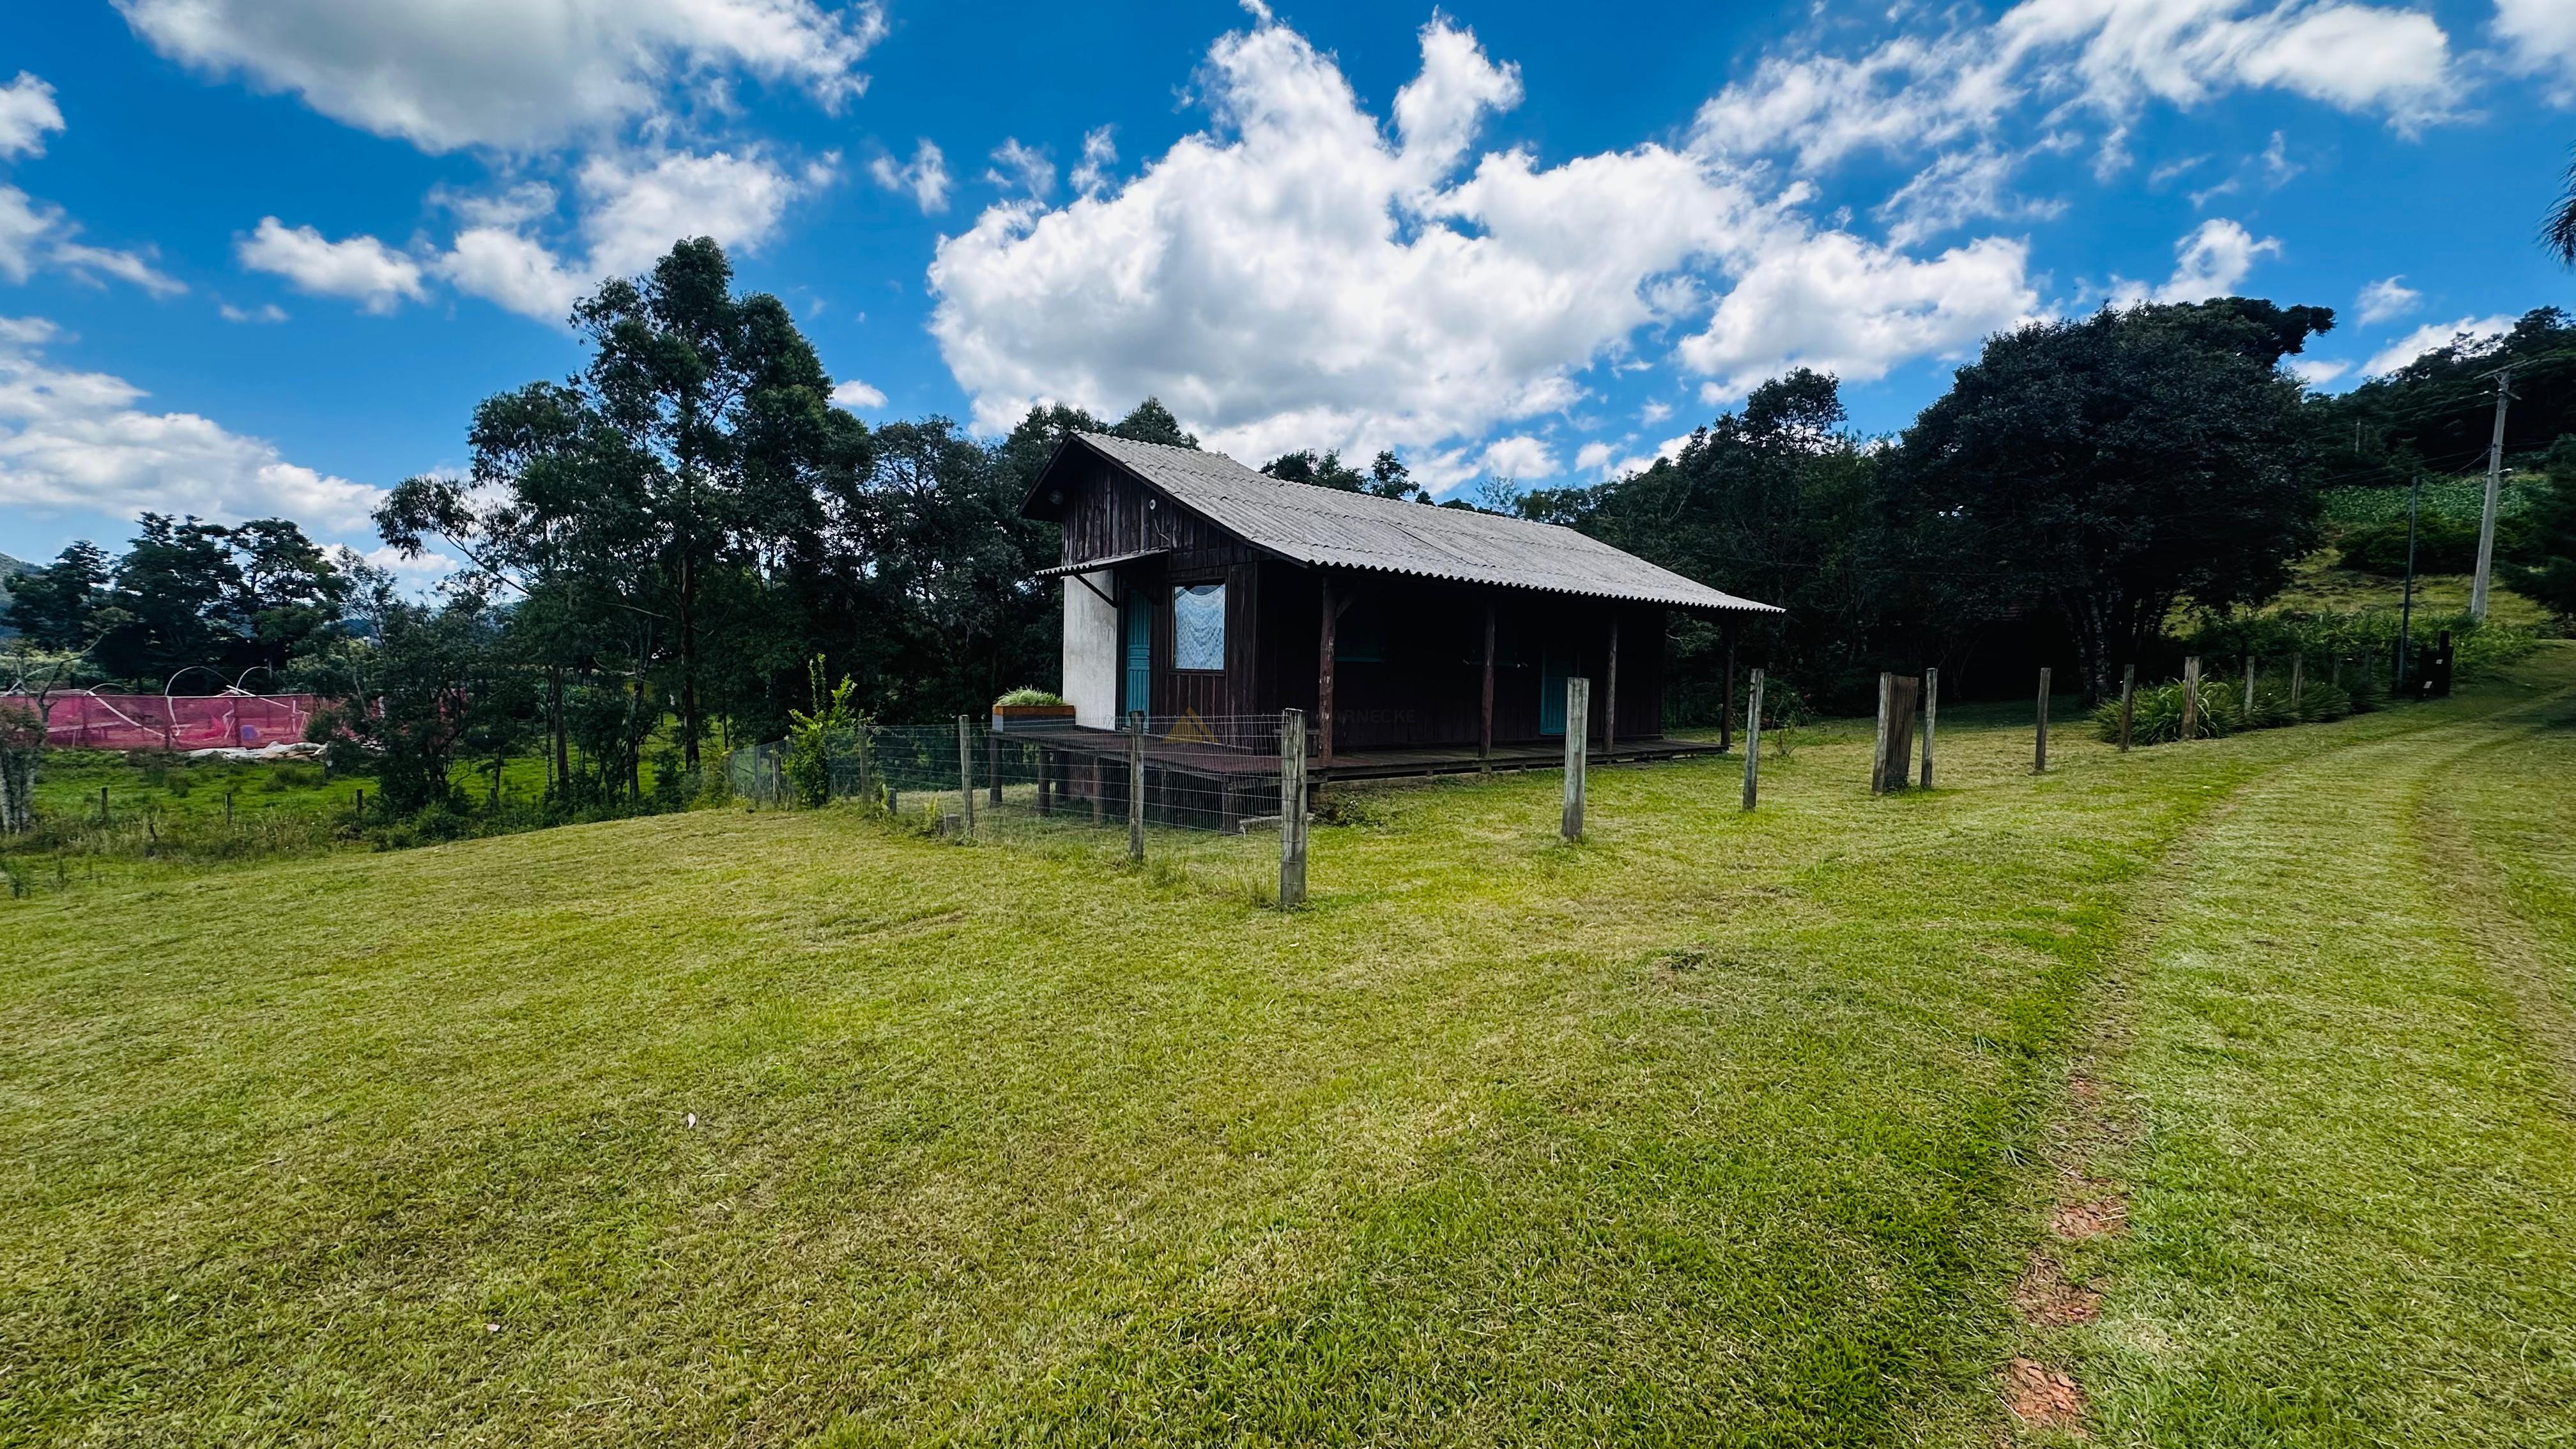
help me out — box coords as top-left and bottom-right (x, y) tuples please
(12, 236), (2573, 820)
(2305, 308), (2576, 489)
(4, 515), (350, 684)
(1514, 298), (2357, 709)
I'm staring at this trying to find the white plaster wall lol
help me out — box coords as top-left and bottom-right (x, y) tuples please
(1062, 572), (1119, 728)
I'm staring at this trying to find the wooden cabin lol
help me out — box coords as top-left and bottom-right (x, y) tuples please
(1019, 432), (1779, 778)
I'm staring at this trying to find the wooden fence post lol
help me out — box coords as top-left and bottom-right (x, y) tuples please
(1741, 670), (1764, 812)
(2290, 653), (2305, 710)
(956, 716), (976, 839)
(355, 787), (365, 823)
(1278, 709), (1307, 908)
(2034, 668), (2051, 774)
(1561, 677), (1588, 841)
(99, 785), (108, 823)
(1920, 666), (1938, 789)
(225, 790), (234, 829)
(1126, 711), (1146, 862)
(2117, 663), (2136, 753)
(2242, 656), (2257, 716)
(1871, 671), (1894, 795)
(2182, 657), (2202, 740)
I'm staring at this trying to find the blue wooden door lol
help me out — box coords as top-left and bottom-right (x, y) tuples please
(1540, 646), (1569, 735)
(1121, 592), (1152, 719)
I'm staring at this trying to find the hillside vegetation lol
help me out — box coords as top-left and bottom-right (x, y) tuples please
(4, 649), (2573, 1445)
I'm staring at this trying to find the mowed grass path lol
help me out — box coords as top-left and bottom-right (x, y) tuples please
(2054, 675), (2576, 1446)
(4, 652), (2573, 1446)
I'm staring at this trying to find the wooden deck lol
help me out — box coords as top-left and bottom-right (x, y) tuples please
(1004, 724), (1727, 781)
(993, 724), (1724, 834)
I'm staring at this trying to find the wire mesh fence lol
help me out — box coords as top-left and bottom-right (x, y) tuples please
(724, 712), (1309, 902)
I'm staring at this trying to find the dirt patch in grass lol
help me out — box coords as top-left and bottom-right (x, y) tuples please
(2003, 1356), (2089, 1436)
(2012, 1257), (2103, 1328)
(2049, 1197), (2128, 1241)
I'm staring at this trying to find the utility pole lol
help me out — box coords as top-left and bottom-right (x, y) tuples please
(2398, 473), (2421, 693)
(2470, 365), (2515, 620)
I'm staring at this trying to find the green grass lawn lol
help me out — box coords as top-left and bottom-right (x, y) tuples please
(4, 651), (2573, 1445)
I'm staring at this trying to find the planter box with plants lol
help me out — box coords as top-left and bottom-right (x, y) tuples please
(991, 688), (1075, 732)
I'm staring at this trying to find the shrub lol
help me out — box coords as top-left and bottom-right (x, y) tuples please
(993, 687), (1066, 707)
(785, 656), (866, 809)
(2097, 666), (2379, 746)
(2454, 624), (2540, 680)
(2335, 516), (2482, 575)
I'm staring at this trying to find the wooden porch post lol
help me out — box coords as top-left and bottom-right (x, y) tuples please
(1721, 625), (1736, 753)
(1604, 613), (1620, 754)
(1480, 599), (1496, 764)
(1317, 572), (1338, 774)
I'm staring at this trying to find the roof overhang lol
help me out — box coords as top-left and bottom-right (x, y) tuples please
(1034, 547), (1167, 578)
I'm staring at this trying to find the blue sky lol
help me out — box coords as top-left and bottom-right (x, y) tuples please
(2, 0), (2573, 575)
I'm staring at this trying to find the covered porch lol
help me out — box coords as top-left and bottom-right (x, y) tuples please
(995, 719), (1729, 833)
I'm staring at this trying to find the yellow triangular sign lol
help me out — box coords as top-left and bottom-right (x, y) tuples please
(1170, 708), (1217, 744)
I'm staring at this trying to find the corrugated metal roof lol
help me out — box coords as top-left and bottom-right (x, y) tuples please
(1068, 433), (1781, 613)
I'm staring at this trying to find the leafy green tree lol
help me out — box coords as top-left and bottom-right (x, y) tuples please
(1262, 448), (1365, 490)
(314, 596), (516, 815)
(381, 237), (868, 777)
(1515, 369), (1901, 705)
(4, 540), (111, 653)
(2549, 155), (2576, 267)
(2507, 437), (2576, 619)
(998, 402), (1111, 494)
(859, 418), (1061, 718)
(96, 514), (240, 684)
(226, 519), (352, 672)
(1893, 299), (2333, 698)
(1110, 396), (1196, 448)
(2307, 309), (2576, 488)
(1261, 445), (1425, 499)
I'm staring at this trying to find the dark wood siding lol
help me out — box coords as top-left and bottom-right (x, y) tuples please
(1057, 454), (1260, 574)
(1255, 569), (1669, 750)
(1051, 450), (1673, 747)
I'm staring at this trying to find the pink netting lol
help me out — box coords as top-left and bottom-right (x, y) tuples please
(2, 692), (321, 751)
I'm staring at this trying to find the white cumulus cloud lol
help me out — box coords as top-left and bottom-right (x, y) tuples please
(438, 227), (588, 325)
(1681, 232), (2037, 399)
(113, 0), (887, 153)
(870, 139), (950, 213)
(1694, 0), (2458, 174)
(2110, 218), (2279, 305)
(0, 316), (381, 530)
(2356, 274), (2418, 324)
(1873, 141), (2069, 247)
(986, 139), (1053, 198)
(0, 187), (185, 298)
(829, 378), (885, 410)
(1070, 126), (1117, 195)
(1478, 434), (1558, 479)
(435, 148), (829, 323)
(2365, 314), (2513, 376)
(2495, 0), (2576, 99)
(0, 73), (65, 160)
(927, 15), (2035, 479)
(238, 217), (427, 313)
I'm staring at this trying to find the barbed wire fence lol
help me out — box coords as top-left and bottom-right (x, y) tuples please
(724, 710), (1312, 907)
